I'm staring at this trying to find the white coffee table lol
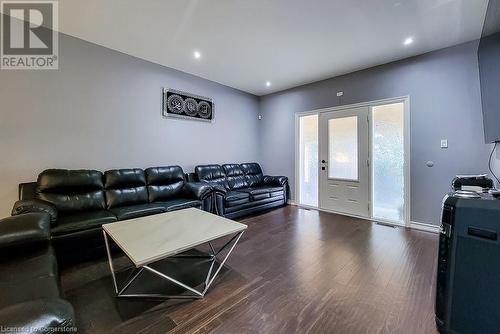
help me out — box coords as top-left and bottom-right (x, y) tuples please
(102, 208), (247, 299)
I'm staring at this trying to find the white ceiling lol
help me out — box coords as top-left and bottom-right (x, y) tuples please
(53, 0), (489, 95)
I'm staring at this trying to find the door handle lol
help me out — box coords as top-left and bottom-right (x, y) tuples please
(321, 160), (327, 164)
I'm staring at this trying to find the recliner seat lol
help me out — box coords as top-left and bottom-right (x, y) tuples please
(0, 213), (75, 332)
(194, 162), (288, 219)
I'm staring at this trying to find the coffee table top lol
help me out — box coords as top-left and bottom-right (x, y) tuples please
(103, 208), (247, 267)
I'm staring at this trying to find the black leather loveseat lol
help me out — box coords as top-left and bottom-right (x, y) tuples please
(11, 166), (212, 264)
(0, 213), (76, 332)
(192, 163), (288, 219)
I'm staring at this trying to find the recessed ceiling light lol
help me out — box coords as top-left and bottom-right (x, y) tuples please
(266, 81), (271, 87)
(193, 51), (201, 59)
(403, 37), (414, 46)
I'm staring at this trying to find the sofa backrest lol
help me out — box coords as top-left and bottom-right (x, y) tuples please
(104, 169), (148, 209)
(195, 164), (229, 189)
(222, 164), (249, 190)
(36, 169), (106, 212)
(185, 172), (197, 183)
(240, 163), (264, 187)
(145, 166), (185, 202)
(19, 182), (37, 200)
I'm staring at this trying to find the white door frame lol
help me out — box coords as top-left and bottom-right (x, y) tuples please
(294, 96), (411, 227)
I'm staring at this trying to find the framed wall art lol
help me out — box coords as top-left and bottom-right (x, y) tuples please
(162, 88), (215, 122)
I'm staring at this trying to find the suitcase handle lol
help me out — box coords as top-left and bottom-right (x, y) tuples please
(468, 227), (497, 240)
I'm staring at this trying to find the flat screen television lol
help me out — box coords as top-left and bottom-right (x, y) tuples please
(478, 0), (500, 143)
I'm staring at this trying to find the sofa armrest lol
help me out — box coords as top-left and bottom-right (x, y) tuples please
(263, 175), (288, 187)
(211, 184), (228, 196)
(0, 213), (50, 251)
(12, 199), (58, 224)
(0, 298), (76, 334)
(182, 182), (213, 200)
(214, 192), (226, 216)
(207, 184), (227, 216)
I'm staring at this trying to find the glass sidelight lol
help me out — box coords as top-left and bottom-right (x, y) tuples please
(298, 114), (318, 207)
(371, 102), (405, 222)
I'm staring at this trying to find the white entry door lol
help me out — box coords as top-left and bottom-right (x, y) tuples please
(319, 107), (370, 217)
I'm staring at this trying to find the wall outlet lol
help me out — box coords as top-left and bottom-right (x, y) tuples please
(440, 139), (448, 149)
(336, 91), (344, 97)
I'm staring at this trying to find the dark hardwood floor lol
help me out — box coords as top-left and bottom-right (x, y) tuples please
(60, 206), (439, 334)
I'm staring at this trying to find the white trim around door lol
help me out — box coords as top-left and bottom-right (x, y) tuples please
(294, 96), (411, 227)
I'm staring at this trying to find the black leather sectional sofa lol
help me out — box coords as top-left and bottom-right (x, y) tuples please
(12, 166), (212, 264)
(9, 163), (287, 262)
(0, 213), (75, 332)
(1, 162), (287, 331)
(192, 163), (288, 219)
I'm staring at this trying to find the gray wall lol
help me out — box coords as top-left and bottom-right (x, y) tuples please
(0, 33), (260, 217)
(1, 33), (495, 225)
(494, 148), (500, 187)
(259, 41), (492, 225)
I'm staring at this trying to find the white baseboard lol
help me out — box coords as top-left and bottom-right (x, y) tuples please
(410, 221), (440, 234)
(287, 201), (439, 234)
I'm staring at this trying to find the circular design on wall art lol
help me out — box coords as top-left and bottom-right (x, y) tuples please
(166, 94), (184, 114)
(197, 101), (212, 119)
(184, 98), (198, 116)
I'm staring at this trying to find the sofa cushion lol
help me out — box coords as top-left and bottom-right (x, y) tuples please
(0, 246), (57, 284)
(224, 191), (250, 207)
(36, 169), (106, 212)
(232, 186), (284, 202)
(225, 191), (250, 201)
(39, 191), (106, 213)
(0, 276), (60, 309)
(104, 169), (148, 208)
(110, 203), (165, 221)
(51, 210), (117, 236)
(0, 247), (60, 309)
(240, 163), (264, 187)
(0, 213), (50, 251)
(0, 298), (75, 332)
(225, 195), (285, 214)
(222, 164), (249, 190)
(195, 165), (229, 189)
(240, 186), (284, 196)
(106, 187), (148, 209)
(146, 166), (186, 202)
(104, 168), (146, 188)
(37, 169), (104, 192)
(155, 198), (202, 212)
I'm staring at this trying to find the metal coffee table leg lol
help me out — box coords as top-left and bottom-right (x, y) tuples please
(103, 230), (244, 299)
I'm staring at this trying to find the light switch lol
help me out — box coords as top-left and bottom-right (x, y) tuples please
(440, 139), (448, 149)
